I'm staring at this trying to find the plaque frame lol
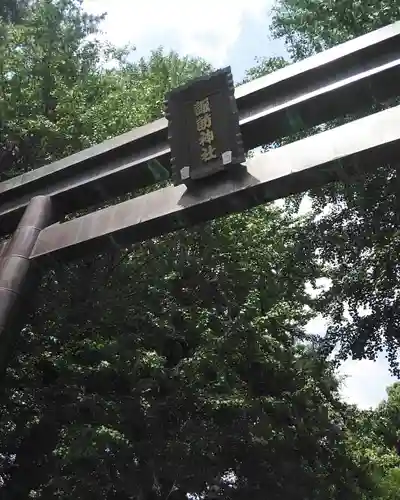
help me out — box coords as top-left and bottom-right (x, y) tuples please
(165, 67), (245, 186)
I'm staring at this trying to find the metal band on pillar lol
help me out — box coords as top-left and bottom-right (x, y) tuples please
(0, 195), (53, 370)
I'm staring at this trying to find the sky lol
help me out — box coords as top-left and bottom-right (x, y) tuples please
(306, 314), (396, 409)
(82, 0), (397, 409)
(83, 0), (287, 81)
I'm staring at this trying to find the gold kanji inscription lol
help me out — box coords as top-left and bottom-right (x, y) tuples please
(200, 144), (217, 163)
(196, 113), (212, 132)
(198, 129), (214, 146)
(193, 97), (211, 116)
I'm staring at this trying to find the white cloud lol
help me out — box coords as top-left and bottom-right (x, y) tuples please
(304, 316), (396, 409)
(306, 314), (328, 336)
(83, 0), (274, 66)
(338, 354), (396, 409)
(303, 312), (396, 409)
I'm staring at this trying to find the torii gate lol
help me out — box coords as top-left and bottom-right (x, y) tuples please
(1, 21), (400, 373)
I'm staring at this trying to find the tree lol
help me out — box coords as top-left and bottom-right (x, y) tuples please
(128, 47), (213, 121)
(270, 0), (400, 60)
(241, 56), (288, 83)
(0, 0), (31, 23)
(0, 206), (373, 499)
(344, 383), (400, 499)
(0, 0), (210, 178)
(256, 0), (400, 373)
(0, 0), (108, 179)
(0, 1), (379, 498)
(73, 48), (213, 147)
(372, 383), (400, 499)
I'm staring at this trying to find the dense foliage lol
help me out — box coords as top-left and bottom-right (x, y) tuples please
(0, 0), (399, 498)
(0, 0), (211, 180)
(2, 207), (373, 499)
(270, 0), (400, 60)
(258, 0), (400, 373)
(255, 1), (400, 493)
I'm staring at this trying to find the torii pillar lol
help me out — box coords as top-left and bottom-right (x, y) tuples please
(0, 195), (54, 376)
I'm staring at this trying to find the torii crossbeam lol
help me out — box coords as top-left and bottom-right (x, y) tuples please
(0, 21), (400, 366)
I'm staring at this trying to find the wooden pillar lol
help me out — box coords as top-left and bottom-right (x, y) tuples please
(0, 195), (53, 374)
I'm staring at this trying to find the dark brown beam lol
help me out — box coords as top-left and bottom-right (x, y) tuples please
(1, 21), (399, 236)
(30, 104), (400, 263)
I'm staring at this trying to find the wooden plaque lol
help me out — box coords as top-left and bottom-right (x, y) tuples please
(165, 67), (245, 186)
